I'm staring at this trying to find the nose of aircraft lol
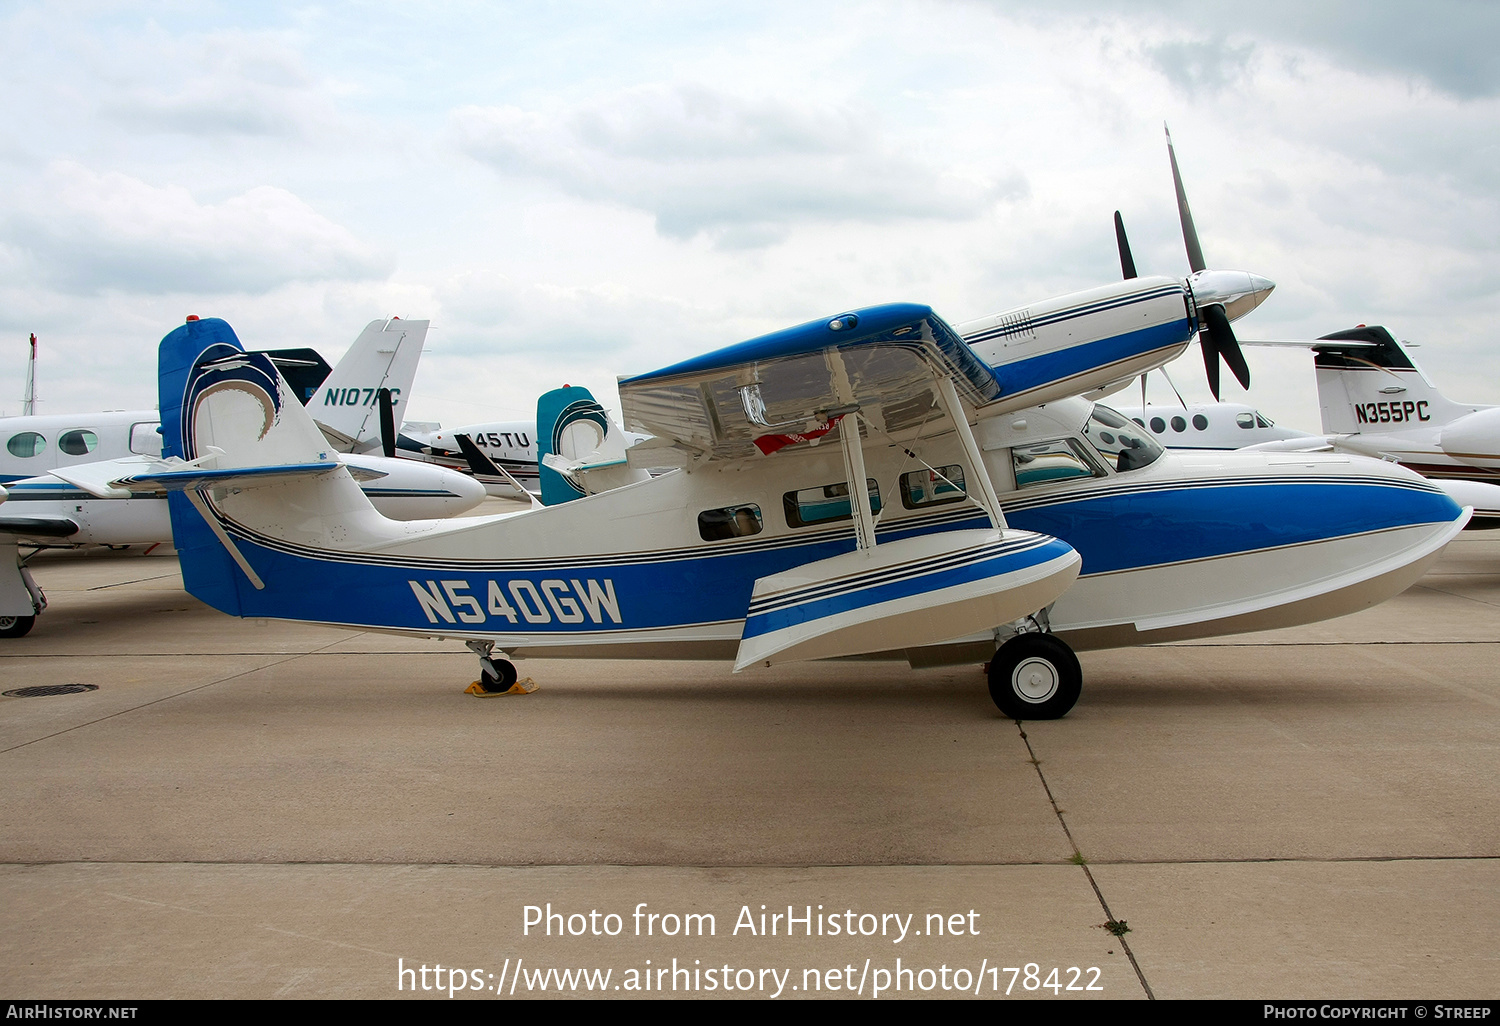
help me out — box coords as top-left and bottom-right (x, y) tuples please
(1188, 269), (1277, 323)
(1239, 272), (1276, 317)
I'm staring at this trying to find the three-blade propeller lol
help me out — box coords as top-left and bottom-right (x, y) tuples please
(1167, 125), (1253, 399)
(1113, 126), (1271, 400)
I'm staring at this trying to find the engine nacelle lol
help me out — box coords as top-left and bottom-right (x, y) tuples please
(1439, 407), (1500, 469)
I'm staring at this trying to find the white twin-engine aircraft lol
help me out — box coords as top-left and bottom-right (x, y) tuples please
(139, 286), (1465, 719)
(1118, 326), (1500, 527)
(397, 421), (540, 498)
(0, 317), (486, 638)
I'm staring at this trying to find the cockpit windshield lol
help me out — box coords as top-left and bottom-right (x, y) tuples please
(1082, 405), (1164, 473)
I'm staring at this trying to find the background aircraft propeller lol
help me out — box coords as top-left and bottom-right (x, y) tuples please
(377, 387), (396, 458)
(1114, 210), (1137, 280)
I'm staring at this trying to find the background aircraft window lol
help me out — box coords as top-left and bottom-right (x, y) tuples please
(1170, 415), (1186, 432)
(6, 431), (45, 458)
(698, 504), (763, 541)
(1256, 412), (1273, 427)
(1192, 414), (1209, 430)
(1082, 406), (1164, 472)
(129, 422), (163, 456)
(900, 465), (966, 509)
(783, 479), (881, 529)
(1149, 416), (1166, 433)
(1012, 440), (1100, 488)
(58, 429), (99, 456)
(1236, 412), (1255, 428)
(1131, 418), (1145, 428)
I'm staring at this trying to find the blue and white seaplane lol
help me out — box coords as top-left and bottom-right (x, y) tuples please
(139, 290), (1468, 719)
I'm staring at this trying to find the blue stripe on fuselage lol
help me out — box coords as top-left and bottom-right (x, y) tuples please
(991, 318), (1192, 399)
(999, 478), (1457, 575)
(173, 475), (1460, 636)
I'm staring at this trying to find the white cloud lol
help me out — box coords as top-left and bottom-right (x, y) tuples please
(452, 83), (1023, 245)
(3, 161), (392, 295)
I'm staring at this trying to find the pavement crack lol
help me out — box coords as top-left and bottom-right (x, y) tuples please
(1406, 582), (1500, 609)
(86, 573), (181, 591)
(1016, 721), (1155, 1001)
(0, 638), (353, 755)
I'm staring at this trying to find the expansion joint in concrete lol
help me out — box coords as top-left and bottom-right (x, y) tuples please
(1016, 721), (1156, 1001)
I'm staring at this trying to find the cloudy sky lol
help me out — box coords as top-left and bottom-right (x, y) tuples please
(2, 0), (1497, 432)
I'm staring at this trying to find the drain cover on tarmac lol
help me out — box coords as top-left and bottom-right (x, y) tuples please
(3, 684), (99, 698)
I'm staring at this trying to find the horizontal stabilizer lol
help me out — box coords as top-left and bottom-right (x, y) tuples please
(1239, 436), (1337, 454)
(117, 461), (341, 493)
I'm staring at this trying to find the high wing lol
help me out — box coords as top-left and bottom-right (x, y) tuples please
(618, 303), (1086, 668)
(619, 303), (1001, 464)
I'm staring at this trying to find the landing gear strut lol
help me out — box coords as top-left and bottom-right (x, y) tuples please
(987, 631), (1081, 720)
(466, 639), (519, 694)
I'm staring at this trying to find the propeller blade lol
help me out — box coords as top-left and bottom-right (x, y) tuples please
(1165, 123), (1207, 273)
(1200, 324), (1221, 400)
(377, 387), (396, 458)
(455, 433), (544, 509)
(1202, 303), (1251, 391)
(1114, 211), (1137, 279)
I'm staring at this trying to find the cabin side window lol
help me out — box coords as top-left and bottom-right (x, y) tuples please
(130, 422), (163, 456)
(783, 479), (882, 529)
(1011, 440), (1102, 489)
(58, 429), (99, 456)
(900, 465), (966, 509)
(1236, 412), (1255, 429)
(698, 504), (764, 541)
(6, 431), (45, 458)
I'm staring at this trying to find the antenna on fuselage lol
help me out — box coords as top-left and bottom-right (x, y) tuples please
(22, 333), (37, 416)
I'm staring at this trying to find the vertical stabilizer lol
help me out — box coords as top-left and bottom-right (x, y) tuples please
(158, 317), (372, 615)
(536, 385), (648, 505)
(1314, 326), (1473, 434)
(310, 318), (429, 453)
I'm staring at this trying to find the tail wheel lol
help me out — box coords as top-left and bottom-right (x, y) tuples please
(987, 633), (1081, 720)
(0, 615), (36, 639)
(478, 656), (519, 694)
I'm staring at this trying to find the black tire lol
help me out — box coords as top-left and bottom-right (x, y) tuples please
(478, 656), (519, 693)
(987, 633), (1081, 720)
(0, 615), (36, 639)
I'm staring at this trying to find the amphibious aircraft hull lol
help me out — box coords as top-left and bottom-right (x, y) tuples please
(170, 433), (1464, 662)
(155, 315), (1466, 680)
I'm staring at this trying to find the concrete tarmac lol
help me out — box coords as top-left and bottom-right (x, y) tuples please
(1, 533), (1497, 1000)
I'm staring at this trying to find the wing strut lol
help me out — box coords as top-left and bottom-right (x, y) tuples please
(837, 412), (879, 553)
(182, 491), (265, 590)
(935, 375), (1006, 531)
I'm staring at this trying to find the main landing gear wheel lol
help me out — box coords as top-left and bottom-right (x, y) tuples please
(988, 633), (1081, 720)
(0, 615), (35, 639)
(478, 656), (519, 694)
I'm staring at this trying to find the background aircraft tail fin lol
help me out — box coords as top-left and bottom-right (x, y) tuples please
(536, 385), (648, 505)
(310, 317), (429, 452)
(1313, 326), (1470, 434)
